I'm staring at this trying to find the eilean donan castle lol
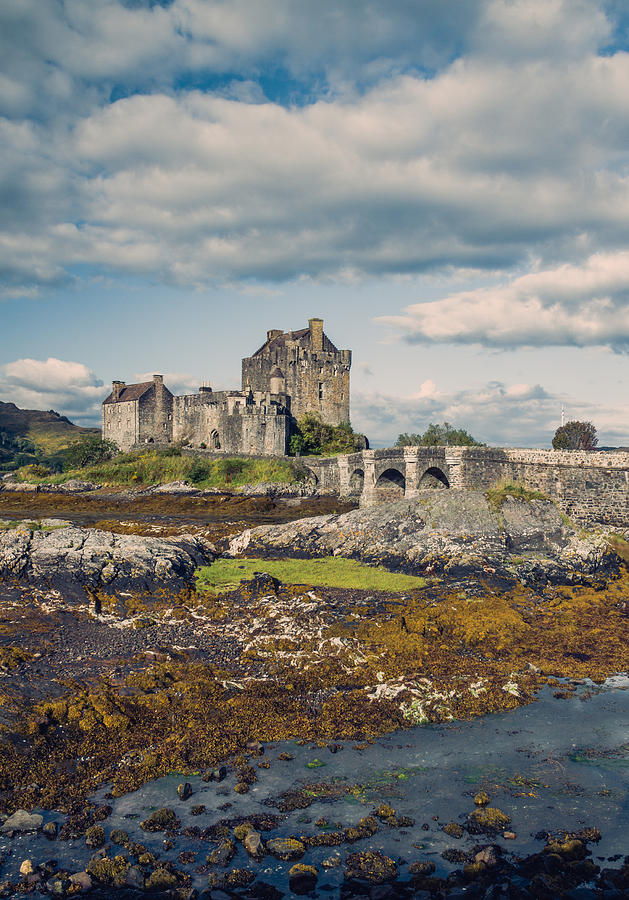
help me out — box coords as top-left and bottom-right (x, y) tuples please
(102, 318), (351, 455)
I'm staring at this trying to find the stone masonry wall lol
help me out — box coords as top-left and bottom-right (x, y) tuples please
(305, 447), (629, 528)
(172, 394), (289, 456)
(103, 400), (138, 452)
(242, 343), (351, 425)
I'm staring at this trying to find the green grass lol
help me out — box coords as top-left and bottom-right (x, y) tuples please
(16, 450), (303, 490)
(485, 479), (549, 511)
(196, 556), (427, 594)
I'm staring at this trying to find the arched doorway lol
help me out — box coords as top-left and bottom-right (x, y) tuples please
(375, 467), (406, 502)
(418, 466), (450, 489)
(348, 468), (364, 497)
(210, 429), (221, 449)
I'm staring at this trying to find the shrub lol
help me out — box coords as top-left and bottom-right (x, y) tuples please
(65, 435), (118, 469)
(188, 459), (213, 483)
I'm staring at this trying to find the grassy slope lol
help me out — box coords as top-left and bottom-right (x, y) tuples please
(0, 401), (98, 453)
(18, 448), (302, 490)
(197, 557), (426, 593)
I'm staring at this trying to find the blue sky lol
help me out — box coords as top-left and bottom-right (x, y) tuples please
(1, 0), (629, 447)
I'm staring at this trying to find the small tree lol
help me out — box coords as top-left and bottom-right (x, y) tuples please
(552, 421), (598, 450)
(65, 435), (119, 469)
(395, 422), (484, 447)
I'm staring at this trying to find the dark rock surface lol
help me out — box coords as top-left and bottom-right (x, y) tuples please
(0, 525), (213, 594)
(230, 491), (619, 584)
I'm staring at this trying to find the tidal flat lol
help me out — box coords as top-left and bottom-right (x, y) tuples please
(0, 488), (628, 897)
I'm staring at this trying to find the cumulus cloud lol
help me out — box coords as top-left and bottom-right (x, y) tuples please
(0, 358), (106, 424)
(379, 251), (629, 350)
(1, 0), (629, 305)
(351, 379), (628, 449)
(133, 371), (202, 396)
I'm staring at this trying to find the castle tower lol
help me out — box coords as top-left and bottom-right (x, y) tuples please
(241, 318), (351, 425)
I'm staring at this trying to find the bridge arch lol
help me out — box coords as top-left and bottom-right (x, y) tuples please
(418, 466), (450, 490)
(375, 467), (406, 502)
(348, 468), (364, 497)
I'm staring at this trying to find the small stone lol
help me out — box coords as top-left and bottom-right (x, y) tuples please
(109, 829), (129, 845)
(288, 863), (318, 894)
(345, 851), (398, 884)
(444, 822), (464, 838)
(246, 740), (264, 755)
(207, 838), (236, 867)
(19, 860), (34, 877)
(177, 782), (192, 801)
(266, 837), (306, 861)
(503, 830), (517, 839)
(234, 781), (249, 794)
(467, 807), (511, 834)
(0, 810), (43, 834)
(140, 807), (181, 832)
(202, 766), (227, 782)
(408, 860), (436, 877)
(243, 829), (265, 859)
(69, 871), (92, 891)
(43, 821), (58, 840)
(322, 855), (341, 868)
(474, 790), (491, 807)
(475, 846), (499, 867)
(122, 865), (142, 889)
(85, 825), (106, 848)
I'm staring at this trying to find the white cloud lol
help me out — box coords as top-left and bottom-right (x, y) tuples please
(379, 250), (629, 349)
(133, 371), (201, 396)
(0, 358), (106, 423)
(352, 378), (629, 448)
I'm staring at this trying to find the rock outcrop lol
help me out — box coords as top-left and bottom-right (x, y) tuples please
(229, 491), (619, 585)
(0, 525), (213, 594)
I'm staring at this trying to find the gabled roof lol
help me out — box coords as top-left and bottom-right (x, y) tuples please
(251, 326), (338, 357)
(103, 382), (153, 404)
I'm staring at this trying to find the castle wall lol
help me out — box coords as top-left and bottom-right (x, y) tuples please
(172, 393), (289, 456)
(242, 344), (351, 425)
(138, 383), (173, 445)
(102, 400), (138, 451)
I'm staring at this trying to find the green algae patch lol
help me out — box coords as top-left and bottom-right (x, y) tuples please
(485, 479), (549, 510)
(196, 557), (427, 594)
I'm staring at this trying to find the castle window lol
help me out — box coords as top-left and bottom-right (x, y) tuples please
(319, 382), (324, 400)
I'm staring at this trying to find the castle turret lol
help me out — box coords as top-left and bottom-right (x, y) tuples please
(269, 365), (285, 395)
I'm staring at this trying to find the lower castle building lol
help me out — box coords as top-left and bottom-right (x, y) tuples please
(102, 318), (351, 455)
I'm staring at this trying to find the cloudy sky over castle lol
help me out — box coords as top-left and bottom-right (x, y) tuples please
(2, 0), (629, 447)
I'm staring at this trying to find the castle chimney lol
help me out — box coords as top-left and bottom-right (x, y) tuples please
(267, 329), (283, 342)
(112, 380), (125, 401)
(309, 317), (323, 351)
(153, 374), (164, 387)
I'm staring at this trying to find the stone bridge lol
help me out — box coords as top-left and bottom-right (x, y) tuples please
(303, 446), (629, 529)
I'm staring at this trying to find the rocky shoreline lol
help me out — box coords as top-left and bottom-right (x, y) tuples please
(230, 491), (623, 587)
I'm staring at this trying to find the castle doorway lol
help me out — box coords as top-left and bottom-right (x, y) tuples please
(375, 467), (405, 502)
(348, 468), (364, 497)
(418, 466), (450, 489)
(210, 430), (221, 449)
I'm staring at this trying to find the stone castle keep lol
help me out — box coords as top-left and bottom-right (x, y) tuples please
(103, 318), (351, 454)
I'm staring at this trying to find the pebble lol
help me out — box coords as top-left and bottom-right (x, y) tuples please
(0, 810), (43, 834)
(177, 782), (192, 801)
(19, 859), (34, 876)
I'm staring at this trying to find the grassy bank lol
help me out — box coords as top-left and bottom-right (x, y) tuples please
(196, 556), (427, 593)
(15, 449), (303, 490)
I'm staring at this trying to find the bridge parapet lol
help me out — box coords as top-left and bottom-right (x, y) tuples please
(302, 446), (629, 528)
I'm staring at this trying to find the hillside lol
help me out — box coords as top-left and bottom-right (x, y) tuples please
(0, 401), (99, 471)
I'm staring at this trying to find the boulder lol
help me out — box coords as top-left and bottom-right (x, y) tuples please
(0, 526), (213, 595)
(229, 491), (619, 585)
(0, 810), (43, 834)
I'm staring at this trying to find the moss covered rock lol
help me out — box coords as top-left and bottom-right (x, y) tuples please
(266, 837), (306, 861)
(345, 850), (398, 884)
(467, 806), (511, 834)
(140, 807), (180, 833)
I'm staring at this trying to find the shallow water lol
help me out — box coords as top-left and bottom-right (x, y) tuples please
(3, 677), (629, 896)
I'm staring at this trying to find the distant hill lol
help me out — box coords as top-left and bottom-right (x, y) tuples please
(0, 401), (99, 471)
